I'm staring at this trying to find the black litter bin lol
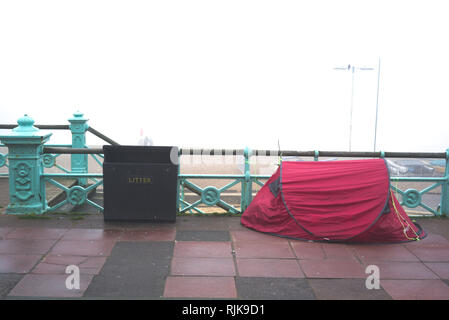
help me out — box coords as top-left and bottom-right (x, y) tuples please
(102, 145), (178, 222)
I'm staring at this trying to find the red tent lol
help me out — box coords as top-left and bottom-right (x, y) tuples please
(241, 159), (426, 243)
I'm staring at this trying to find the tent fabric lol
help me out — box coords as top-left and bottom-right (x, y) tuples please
(241, 159), (426, 243)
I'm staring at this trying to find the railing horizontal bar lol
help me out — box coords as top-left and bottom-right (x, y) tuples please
(39, 170), (449, 182)
(180, 174), (244, 179)
(264, 150), (447, 158)
(43, 173), (103, 178)
(178, 149), (447, 159)
(391, 176), (447, 182)
(36, 125), (70, 130)
(44, 144), (72, 148)
(180, 174), (269, 179)
(87, 127), (119, 146)
(0, 124), (70, 130)
(43, 147), (103, 154)
(179, 149), (245, 156)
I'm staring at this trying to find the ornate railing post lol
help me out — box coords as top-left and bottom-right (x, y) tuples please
(0, 115), (52, 214)
(441, 148), (449, 216)
(68, 111), (89, 186)
(241, 147), (253, 212)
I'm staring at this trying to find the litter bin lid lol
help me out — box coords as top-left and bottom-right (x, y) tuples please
(103, 145), (178, 164)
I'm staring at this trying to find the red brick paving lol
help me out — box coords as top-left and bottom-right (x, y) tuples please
(351, 244), (420, 262)
(424, 262), (449, 279)
(8, 274), (94, 298)
(290, 242), (326, 259)
(233, 241), (295, 259)
(406, 246), (449, 262)
(299, 259), (367, 278)
(321, 243), (358, 260)
(381, 279), (449, 300)
(0, 239), (57, 255)
(5, 228), (67, 240)
(171, 257), (236, 276)
(361, 261), (439, 280)
(173, 241), (232, 258)
(32, 256), (106, 275)
(230, 230), (288, 243)
(405, 234), (449, 248)
(1, 218), (449, 299)
(0, 254), (42, 273)
(0, 227), (12, 239)
(50, 240), (116, 256)
(62, 229), (122, 241)
(236, 258), (304, 278)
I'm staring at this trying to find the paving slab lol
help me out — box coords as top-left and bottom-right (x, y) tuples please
(8, 273), (94, 298)
(84, 241), (173, 298)
(231, 230), (288, 243)
(308, 279), (392, 300)
(61, 229), (123, 241)
(50, 239), (116, 256)
(5, 228), (67, 240)
(0, 274), (24, 299)
(32, 255), (106, 275)
(175, 216), (229, 231)
(290, 242), (326, 260)
(381, 279), (449, 300)
(233, 241), (295, 259)
(299, 259), (366, 278)
(406, 246), (449, 262)
(423, 262), (449, 279)
(0, 228), (12, 239)
(236, 258), (304, 278)
(0, 239), (56, 255)
(0, 255), (42, 273)
(175, 230), (230, 242)
(164, 276), (237, 299)
(235, 277), (316, 300)
(171, 257), (235, 276)
(119, 229), (176, 241)
(361, 261), (439, 280)
(0, 207), (448, 300)
(351, 244), (420, 262)
(173, 241), (233, 258)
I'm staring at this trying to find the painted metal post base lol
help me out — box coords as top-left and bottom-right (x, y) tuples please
(0, 114), (52, 215)
(6, 203), (48, 215)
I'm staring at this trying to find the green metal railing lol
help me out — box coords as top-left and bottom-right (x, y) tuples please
(177, 149), (449, 217)
(1, 114), (448, 217)
(33, 146), (449, 217)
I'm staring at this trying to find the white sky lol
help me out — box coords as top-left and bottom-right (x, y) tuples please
(1, 0), (448, 152)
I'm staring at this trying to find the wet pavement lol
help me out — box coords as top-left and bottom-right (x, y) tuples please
(0, 212), (449, 300)
(1, 176), (449, 300)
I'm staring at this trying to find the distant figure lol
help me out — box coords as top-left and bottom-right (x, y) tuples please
(138, 128), (154, 146)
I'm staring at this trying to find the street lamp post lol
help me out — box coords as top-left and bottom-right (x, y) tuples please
(334, 64), (374, 151)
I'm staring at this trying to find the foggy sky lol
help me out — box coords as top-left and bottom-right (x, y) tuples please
(1, 0), (448, 152)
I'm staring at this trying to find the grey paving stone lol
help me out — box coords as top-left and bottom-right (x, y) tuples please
(309, 278), (392, 300)
(0, 274), (24, 299)
(176, 230), (230, 241)
(84, 241), (173, 298)
(175, 216), (229, 231)
(235, 277), (316, 300)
